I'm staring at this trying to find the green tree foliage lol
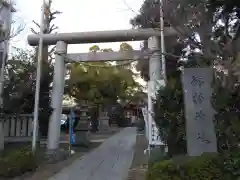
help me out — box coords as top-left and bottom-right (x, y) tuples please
(67, 44), (142, 105)
(154, 70), (186, 156)
(119, 43), (133, 51)
(3, 49), (35, 114)
(212, 72), (240, 152)
(131, 0), (240, 78)
(132, 4), (240, 176)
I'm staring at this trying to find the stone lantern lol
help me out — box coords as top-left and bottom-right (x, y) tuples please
(74, 104), (90, 147)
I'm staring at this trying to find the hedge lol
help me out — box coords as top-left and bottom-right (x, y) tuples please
(146, 151), (240, 180)
(0, 146), (37, 178)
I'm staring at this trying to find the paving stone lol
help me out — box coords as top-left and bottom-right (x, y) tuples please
(48, 127), (136, 180)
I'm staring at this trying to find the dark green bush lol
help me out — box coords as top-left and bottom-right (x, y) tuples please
(183, 153), (223, 180)
(154, 71), (187, 157)
(146, 152), (240, 180)
(212, 82), (240, 152)
(148, 147), (169, 166)
(221, 150), (240, 179)
(147, 159), (185, 180)
(0, 146), (37, 177)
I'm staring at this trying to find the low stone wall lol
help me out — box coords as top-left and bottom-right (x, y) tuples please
(0, 114), (33, 142)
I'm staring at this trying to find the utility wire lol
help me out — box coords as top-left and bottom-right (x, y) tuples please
(57, 53), (137, 68)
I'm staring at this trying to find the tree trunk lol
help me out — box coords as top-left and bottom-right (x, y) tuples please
(0, 122), (4, 150)
(38, 46), (51, 138)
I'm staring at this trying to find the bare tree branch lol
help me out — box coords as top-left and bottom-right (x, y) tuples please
(49, 24), (58, 33)
(10, 22), (25, 39)
(32, 20), (40, 28)
(30, 28), (38, 34)
(122, 0), (160, 30)
(0, 19), (25, 43)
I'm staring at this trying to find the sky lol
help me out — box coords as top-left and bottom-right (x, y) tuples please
(11, 0), (144, 53)
(9, 0), (146, 87)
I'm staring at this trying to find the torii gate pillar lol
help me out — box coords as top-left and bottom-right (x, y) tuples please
(47, 41), (67, 151)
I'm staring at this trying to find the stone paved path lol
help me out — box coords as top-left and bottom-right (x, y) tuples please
(48, 127), (136, 180)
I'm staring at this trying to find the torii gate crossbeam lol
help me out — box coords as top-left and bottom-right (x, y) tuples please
(27, 27), (176, 46)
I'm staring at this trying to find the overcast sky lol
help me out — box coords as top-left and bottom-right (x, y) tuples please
(11, 0), (144, 53)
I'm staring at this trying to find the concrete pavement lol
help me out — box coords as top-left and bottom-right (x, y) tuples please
(48, 127), (137, 180)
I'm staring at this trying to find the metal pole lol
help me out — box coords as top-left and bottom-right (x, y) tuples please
(68, 111), (72, 156)
(32, 0), (45, 152)
(147, 81), (152, 154)
(159, 0), (166, 83)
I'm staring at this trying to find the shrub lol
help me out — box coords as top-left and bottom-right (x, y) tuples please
(147, 159), (185, 180)
(146, 152), (239, 180)
(183, 153), (223, 180)
(0, 146), (37, 177)
(221, 150), (240, 179)
(154, 72), (187, 157)
(148, 147), (169, 166)
(212, 82), (240, 152)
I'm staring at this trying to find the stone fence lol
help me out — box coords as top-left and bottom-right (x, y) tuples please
(0, 114), (33, 142)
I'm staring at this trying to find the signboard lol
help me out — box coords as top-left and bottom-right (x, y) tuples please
(147, 81), (164, 146)
(182, 68), (217, 156)
(141, 107), (149, 140)
(69, 109), (76, 144)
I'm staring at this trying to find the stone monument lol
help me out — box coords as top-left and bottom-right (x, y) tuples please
(74, 104), (90, 147)
(182, 68), (217, 156)
(99, 112), (109, 131)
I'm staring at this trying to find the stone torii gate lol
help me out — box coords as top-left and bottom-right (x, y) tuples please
(27, 27), (176, 152)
